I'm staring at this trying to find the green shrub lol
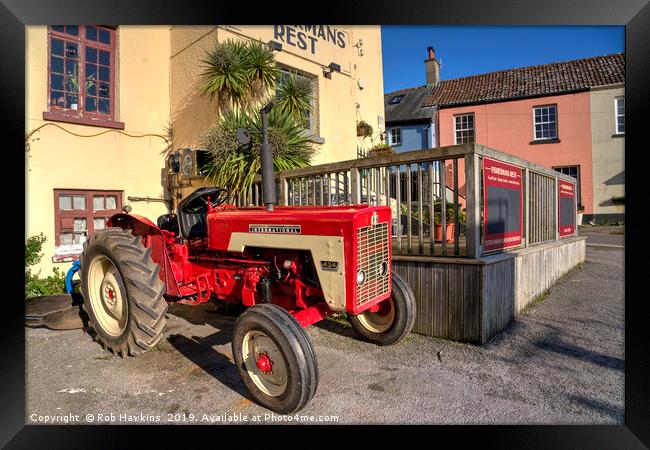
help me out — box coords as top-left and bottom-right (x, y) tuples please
(25, 234), (67, 298)
(25, 233), (46, 267)
(25, 268), (67, 298)
(399, 201), (466, 225)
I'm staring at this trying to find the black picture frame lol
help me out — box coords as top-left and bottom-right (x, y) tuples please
(5, 0), (648, 447)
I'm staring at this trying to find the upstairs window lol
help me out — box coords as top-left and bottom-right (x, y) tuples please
(46, 25), (121, 127)
(389, 95), (404, 105)
(615, 97), (625, 134)
(533, 105), (558, 140)
(388, 127), (402, 146)
(454, 113), (475, 144)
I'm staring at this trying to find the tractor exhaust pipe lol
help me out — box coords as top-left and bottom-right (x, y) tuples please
(260, 102), (276, 212)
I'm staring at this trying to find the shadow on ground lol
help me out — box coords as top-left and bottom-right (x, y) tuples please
(568, 395), (624, 422)
(166, 303), (250, 399)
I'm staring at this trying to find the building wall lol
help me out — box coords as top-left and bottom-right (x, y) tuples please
(388, 122), (431, 152)
(438, 92), (594, 214)
(26, 26), (172, 275)
(170, 25), (385, 168)
(590, 85), (625, 221)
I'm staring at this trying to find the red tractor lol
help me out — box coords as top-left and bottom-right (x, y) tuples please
(78, 107), (416, 414)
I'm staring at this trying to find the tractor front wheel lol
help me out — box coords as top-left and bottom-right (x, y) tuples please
(348, 271), (416, 346)
(232, 304), (318, 414)
(80, 228), (168, 356)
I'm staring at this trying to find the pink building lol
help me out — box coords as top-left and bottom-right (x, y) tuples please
(385, 51), (625, 222)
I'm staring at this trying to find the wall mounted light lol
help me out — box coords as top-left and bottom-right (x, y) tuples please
(168, 151), (181, 173)
(268, 40), (282, 52)
(328, 62), (341, 73)
(322, 67), (332, 79)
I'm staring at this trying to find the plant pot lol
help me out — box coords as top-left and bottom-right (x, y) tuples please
(576, 213), (584, 225)
(356, 125), (370, 137)
(434, 224), (455, 243)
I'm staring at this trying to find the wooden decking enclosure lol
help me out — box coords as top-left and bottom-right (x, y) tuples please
(246, 143), (586, 343)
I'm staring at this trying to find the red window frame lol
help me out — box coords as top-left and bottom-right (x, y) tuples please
(53, 189), (123, 247)
(43, 25), (124, 129)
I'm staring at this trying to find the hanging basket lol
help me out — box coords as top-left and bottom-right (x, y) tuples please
(356, 121), (373, 137)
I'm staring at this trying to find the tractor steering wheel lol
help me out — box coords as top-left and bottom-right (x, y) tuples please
(181, 187), (230, 214)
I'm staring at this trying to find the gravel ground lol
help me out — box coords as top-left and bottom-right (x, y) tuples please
(25, 245), (623, 425)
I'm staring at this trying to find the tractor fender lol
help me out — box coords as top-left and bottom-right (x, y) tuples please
(107, 213), (163, 235)
(106, 213), (181, 297)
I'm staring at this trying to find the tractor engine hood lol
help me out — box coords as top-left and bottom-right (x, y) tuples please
(207, 204), (393, 312)
(207, 204), (391, 252)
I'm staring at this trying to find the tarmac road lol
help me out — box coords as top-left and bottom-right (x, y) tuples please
(26, 245), (624, 425)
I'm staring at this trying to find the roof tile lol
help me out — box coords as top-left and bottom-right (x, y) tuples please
(422, 53), (625, 107)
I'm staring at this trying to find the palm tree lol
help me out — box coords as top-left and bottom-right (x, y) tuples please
(200, 39), (250, 113)
(198, 39), (317, 200)
(201, 108), (316, 202)
(200, 39), (279, 113)
(274, 72), (313, 127)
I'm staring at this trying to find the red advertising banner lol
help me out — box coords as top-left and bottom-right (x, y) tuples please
(558, 179), (576, 237)
(483, 158), (523, 252)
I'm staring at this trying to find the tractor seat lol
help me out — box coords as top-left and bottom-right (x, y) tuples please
(176, 187), (224, 240)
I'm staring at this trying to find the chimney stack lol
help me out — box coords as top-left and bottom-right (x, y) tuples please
(425, 46), (440, 86)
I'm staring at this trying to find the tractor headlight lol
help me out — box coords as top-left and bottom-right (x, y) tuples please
(356, 269), (366, 285)
(380, 261), (389, 277)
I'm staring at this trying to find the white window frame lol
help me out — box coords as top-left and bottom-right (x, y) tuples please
(454, 113), (475, 144)
(389, 127), (402, 146)
(614, 97), (625, 135)
(533, 104), (558, 141)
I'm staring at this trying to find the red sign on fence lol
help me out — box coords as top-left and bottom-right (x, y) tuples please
(558, 180), (576, 237)
(483, 158), (523, 252)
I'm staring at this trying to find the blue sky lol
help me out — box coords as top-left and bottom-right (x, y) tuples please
(381, 26), (625, 93)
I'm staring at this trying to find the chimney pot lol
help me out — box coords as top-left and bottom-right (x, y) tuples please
(424, 46), (440, 86)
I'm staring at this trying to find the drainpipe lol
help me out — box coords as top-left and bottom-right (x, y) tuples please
(433, 105), (440, 148)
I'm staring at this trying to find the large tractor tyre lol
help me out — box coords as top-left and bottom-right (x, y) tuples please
(348, 271), (416, 346)
(79, 228), (168, 356)
(232, 303), (318, 414)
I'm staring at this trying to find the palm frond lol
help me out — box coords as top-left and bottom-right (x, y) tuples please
(275, 71), (314, 125)
(201, 108), (316, 200)
(244, 41), (280, 106)
(200, 39), (252, 110)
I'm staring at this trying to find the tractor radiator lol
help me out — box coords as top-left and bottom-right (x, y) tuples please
(356, 221), (390, 307)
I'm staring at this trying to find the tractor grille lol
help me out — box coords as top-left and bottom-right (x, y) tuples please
(356, 221), (390, 307)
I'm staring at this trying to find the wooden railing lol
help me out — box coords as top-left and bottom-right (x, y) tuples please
(238, 143), (577, 258)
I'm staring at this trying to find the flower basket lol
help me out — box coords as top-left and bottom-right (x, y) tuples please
(356, 120), (373, 138)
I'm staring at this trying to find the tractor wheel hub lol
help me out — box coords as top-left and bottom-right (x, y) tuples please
(256, 353), (273, 373)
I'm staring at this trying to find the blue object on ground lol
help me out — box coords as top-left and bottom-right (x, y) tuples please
(65, 260), (81, 295)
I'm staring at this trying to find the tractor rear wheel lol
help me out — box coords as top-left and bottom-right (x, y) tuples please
(232, 304), (318, 414)
(348, 271), (416, 346)
(80, 228), (168, 356)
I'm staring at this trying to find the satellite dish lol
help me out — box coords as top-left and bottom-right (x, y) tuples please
(236, 128), (251, 146)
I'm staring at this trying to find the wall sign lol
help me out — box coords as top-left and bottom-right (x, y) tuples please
(558, 180), (576, 237)
(483, 157), (523, 252)
(274, 25), (348, 55)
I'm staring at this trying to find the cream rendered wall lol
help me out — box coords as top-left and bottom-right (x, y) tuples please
(26, 26), (172, 275)
(590, 85), (625, 218)
(169, 25), (385, 166)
